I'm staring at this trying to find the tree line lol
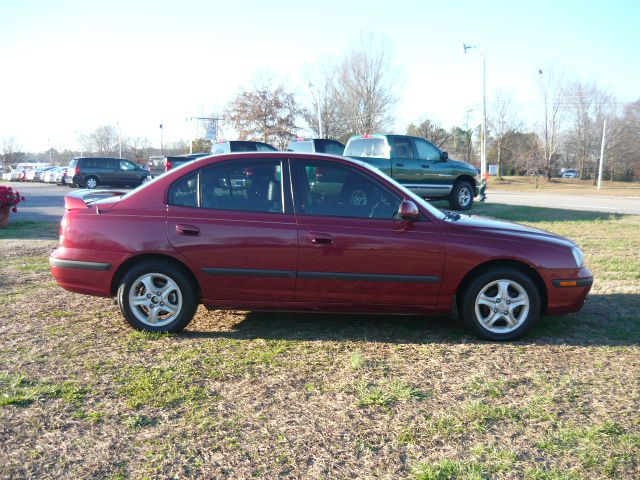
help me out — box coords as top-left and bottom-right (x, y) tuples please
(2, 38), (638, 181)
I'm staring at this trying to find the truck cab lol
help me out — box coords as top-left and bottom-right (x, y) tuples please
(344, 134), (479, 210)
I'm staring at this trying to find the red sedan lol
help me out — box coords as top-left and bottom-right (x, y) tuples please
(50, 152), (593, 341)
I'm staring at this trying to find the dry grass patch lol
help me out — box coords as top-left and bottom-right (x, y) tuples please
(0, 214), (638, 479)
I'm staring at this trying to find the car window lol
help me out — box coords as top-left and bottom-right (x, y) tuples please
(413, 138), (441, 161)
(212, 143), (229, 154)
(317, 140), (345, 155)
(344, 138), (389, 158)
(120, 160), (137, 171)
(256, 143), (277, 151)
(168, 173), (198, 208)
(392, 138), (414, 159)
(293, 160), (401, 219)
(288, 140), (313, 153)
(200, 160), (283, 214)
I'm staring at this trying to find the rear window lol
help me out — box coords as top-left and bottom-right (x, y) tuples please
(315, 140), (345, 155)
(69, 159), (78, 168)
(344, 138), (389, 158)
(288, 140), (314, 153)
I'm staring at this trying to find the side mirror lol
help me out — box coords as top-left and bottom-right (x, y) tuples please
(398, 200), (420, 221)
(441, 151), (449, 161)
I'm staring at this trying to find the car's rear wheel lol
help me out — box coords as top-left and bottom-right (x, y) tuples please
(117, 261), (198, 333)
(448, 180), (474, 210)
(459, 267), (540, 341)
(85, 176), (98, 189)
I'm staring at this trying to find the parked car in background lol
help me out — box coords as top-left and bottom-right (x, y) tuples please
(66, 157), (151, 189)
(344, 134), (479, 210)
(50, 152), (592, 341)
(562, 169), (579, 179)
(35, 166), (57, 182)
(43, 166), (65, 184)
(287, 138), (345, 155)
(211, 140), (277, 155)
(25, 169), (38, 182)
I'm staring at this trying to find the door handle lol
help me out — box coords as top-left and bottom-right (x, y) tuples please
(396, 163), (404, 167)
(308, 232), (334, 245)
(176, 224), (200, 236)
(421, 164), (430, 169)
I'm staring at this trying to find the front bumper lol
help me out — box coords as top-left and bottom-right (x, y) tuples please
(542, 266), (593, 315)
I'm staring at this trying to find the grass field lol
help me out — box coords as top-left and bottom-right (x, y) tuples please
(486, 176), (640, 197)
(1, 205), (639, 479)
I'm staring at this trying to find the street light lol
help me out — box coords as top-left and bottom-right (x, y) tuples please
(462, 42), (487, 179)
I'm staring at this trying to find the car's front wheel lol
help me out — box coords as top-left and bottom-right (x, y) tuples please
(448, 180), (474, 210)
(459, 267), (541, 341)
(117, 261), (198, 333)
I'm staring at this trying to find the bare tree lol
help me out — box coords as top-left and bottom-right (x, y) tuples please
(1, 136), (23, 168)
(302, 62), (350, 141)
(78, 125), (119, 156)
(565, 81), (614, 180)
(225, 80), (300, 150)
(489, 90), (521, 178)
(538, 69), (567, 179)
(337, 36), (398, 136)
(406, 119), (449, 148)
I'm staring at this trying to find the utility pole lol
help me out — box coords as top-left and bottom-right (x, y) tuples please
(117, 121), (122, 158)
(597, 120), (606, 190)
(462, 43), (487, 179)
(159, 122), (164, 154)
(309, 82), (323, 138)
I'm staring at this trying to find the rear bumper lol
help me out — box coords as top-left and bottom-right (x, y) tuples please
(541, 266), (593, 315)
(49, 247), (123, 297)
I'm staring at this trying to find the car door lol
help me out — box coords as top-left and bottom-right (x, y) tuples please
(166, 158), (298, 303)
(388, 136), (422, 189)
(413, 138), (453, 197)
(291, 158), (445, 308)
(116, 159), (140, 185)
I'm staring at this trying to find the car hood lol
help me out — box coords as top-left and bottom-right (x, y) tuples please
(448, 214), (576, 248)
(447, 159), (478, 174)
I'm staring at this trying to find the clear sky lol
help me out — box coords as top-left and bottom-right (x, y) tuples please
(1, 0), (638, 151)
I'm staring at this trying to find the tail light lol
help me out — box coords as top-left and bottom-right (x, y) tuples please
(166, 161), (173, 171)
(74, 167), (80, 176)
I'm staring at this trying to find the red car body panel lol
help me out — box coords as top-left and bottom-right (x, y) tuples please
(50, 152), (593, 319)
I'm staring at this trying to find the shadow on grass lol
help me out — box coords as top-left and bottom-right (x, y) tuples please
(431, 201), (627, 223)
(0, 221), (59, 240)
(184, 293), (640, 347)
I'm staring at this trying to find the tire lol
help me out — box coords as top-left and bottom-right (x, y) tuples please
(117, 260), (198, 333)
(85, 176), (98, 189)
(458, 267), (541, 341)
(448, 180), (474, 210)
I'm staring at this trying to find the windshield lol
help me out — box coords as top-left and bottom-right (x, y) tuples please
(351, 159), (446, 220)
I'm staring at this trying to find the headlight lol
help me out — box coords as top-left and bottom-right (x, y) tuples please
(571, 246), (584, 268)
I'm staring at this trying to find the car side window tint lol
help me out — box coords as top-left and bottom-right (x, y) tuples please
(168, 173), (198, 208)
(294, 161), (401, 219)
(393, 138), (414, 159)
(414, 138), (441, 161)
(200, 161), (283, 214)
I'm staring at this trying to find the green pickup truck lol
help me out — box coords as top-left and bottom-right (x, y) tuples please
(344, 134), (480, 210)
